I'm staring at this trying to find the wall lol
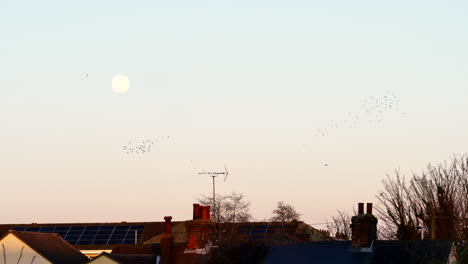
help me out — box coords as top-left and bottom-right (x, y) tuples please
(87, 255), (118, 264)
(80, 250), (112, 259)
(0, 234), (51, 264)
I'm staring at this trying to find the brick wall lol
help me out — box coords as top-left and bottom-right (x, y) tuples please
(351, 203), (378, 247)
(160, 234), (173, 264)
(186, 219), (215, 250)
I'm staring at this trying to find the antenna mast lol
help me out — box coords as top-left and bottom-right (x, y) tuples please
(198, 167), (229, 220)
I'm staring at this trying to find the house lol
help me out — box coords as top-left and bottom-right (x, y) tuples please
(0, 202), (456, 263)
(145, 203), (331, 246)
(144, 203), (332, 264)
(157, 207), (215, 264)
(0, 221), (179, 259)
(0, 203), (330, 263)
(206, 203), (457, 264)
(261, 240), (455, 264)
(0, 230), (89, 264)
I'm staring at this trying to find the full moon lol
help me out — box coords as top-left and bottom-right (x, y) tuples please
(112, 75), (129, 93)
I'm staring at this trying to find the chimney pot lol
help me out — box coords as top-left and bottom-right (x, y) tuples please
(198, 206), (204, 219)
(366, 203), (373, 215)
(193, 204), (201, 220)
(164, 216), (172, 235)
(358, 203), (364, 214)
(202, 206), (211, 220)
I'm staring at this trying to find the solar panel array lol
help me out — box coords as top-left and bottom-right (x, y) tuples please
(12, 225), (144, 245)
(236, 224), (302, 242)
(237, 224), (271, 242)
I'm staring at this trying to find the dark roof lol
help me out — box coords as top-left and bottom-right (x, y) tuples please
(6, 231), (89, 264)
(91, 252), (158, 264)
(0, 221), (180, 250)
(111, 244), (160, 255)
(261, 241), (454, 264)
(144, 222), (187, 244)
(222, 222), (331, 243)
(145, 221), (331, 245)
(230, 222), (301, 243)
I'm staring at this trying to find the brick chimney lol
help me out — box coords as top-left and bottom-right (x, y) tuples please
(186, 204), (215, 250)
(351, 203), (377, 248)
(201, 206), (211, 220)
(160, 216), (173, 264)
(193, 204), (202, 220)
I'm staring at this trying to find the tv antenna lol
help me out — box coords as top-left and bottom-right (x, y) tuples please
(199, 166), (229, 218)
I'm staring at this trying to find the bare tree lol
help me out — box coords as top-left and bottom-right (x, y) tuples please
(376, 171), (419, 240)
(224, 192), (251, 223)
(198, 192), (251, 224)
(327, 210), (352, 240)
(270, 201), (301, 222)
(377, 154), (468, 242)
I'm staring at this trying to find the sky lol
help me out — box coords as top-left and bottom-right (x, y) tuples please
(1, 0), (468, 226)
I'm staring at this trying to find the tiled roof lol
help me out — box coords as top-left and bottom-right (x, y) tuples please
(144, 221), (331, 245)
(91, 252), (158, 264)
(144, 223), (187, 244)
(261, 241), (454, 264)
(8, 231), (89, 264)
(111, 244), (159, 255)
(0, 221), (180, 250)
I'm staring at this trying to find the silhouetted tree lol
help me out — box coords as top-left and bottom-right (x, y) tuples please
(377, 154), (468, 242)
(270, 201), (301, 222)
(327, 210), (352, 240)
(198, 192), (251, 224)
(376, 172), (420, 240)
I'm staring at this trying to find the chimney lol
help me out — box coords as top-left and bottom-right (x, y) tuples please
(366, 203), (373, 215)
(186, 204), (215, 250)
(201, 206), (211, 220)
(351, 202), (378, 248)
(164, 216), (172, 235)
(193, 204), (201, 220)
(160, 216), (174, 264)
(358, 203), (364, 214)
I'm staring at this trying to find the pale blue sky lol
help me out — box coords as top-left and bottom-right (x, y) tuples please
(1, 0), (467, 225)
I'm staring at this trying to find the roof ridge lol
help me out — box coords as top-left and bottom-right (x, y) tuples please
(8, 231), (88, 264)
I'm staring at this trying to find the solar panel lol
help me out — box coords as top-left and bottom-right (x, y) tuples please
(115, 226), (130, 231)
(251, 228), (267, 234)
(236, 225), (253, 234)
(100, 226), (114, 231)
(248, 234), (265, 242)
(9, 225), (146, 245)
(43, 227), (57, 233)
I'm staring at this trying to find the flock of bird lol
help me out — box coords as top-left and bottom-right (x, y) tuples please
(119, 92), (403, 169)
(361, 92), (401, 123)
(122, 136), (170, 155)
(312, 92), (402, 137)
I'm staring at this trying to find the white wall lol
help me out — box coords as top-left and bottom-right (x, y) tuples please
(87, 255), (118, 264)
(0, 234), (51, 264)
